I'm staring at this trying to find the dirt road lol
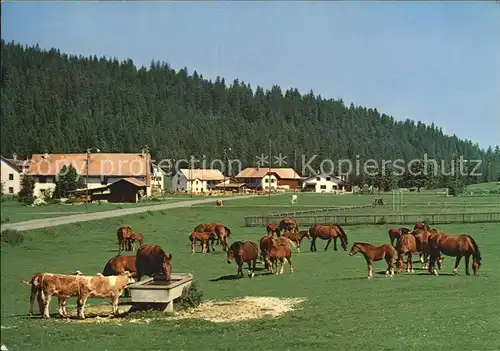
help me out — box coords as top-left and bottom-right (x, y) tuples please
(1, 195), (258, 232)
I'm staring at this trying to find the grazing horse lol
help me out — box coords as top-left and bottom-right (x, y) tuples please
(265, 245), (294, 275)
(414, 222), (430, 231)
(189, 231), (217, 254)
(127, 232), (144, 251)
(309, 224), (348, 252)
(117, 225), (133, 252)
(282, 230), (310, 253)
(266, 223), (280, 237)
(395, 234), (418, 273)
(226, 241), (259, 278)
(428, 233), (481, 276)
(278, 218), (298, 235)
(388, 227), (411, 246)
(135, 244), (172, 281)
(193, 223), (231, 251)
(349, 242), (396, 279)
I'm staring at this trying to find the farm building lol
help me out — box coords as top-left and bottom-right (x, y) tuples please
(214, 179), (250, 193)
(1, 154), (30, 195)
(171, 169), (225, 193)
(26, 152), (152, 199)
(235, 168), (302, 190)
(70, 178), (147, 203)
(302, 174), (348, 193)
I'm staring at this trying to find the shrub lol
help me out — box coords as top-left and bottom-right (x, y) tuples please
(376, 216), (386, 225)
(1, 229), (24, 247)
(1, 217), (11, 224)
(176, 281), (203, 310)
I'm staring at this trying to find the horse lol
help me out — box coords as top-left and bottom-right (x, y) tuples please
(395, 234), (418, 273)
(388, 227), (411, 246)
(193, 223), (231, 251)
(414, 222), (430, 231)
(264, 245), (294, 275)
(117, 225), (133, 252)
(282, 231), (310, 253)
(266, 223), (280, 237)
(427, 233), (481, 276)
(278, 218), (298, 235)
(189, 231), (217, 254)
(127, 232), (144, 251)
(412, 229), (441, 269)
(226, 241), (259, 278)
(135, 244), (172, 281)
(259, 236), (274, 269)
(309, 224), (348, 252)
(101, 254), (136, 298)
(349, 242), (397, 279)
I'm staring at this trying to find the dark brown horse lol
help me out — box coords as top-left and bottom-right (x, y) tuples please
(135, 244), (172, 281)
(414, 222), (430, 231)
(349, 242), (397, 279)
(388, 227), (411, 246)
(193, 223), (231, 251)
(264, 245), (294, 275)
(282, 230), (310, 253)
(428, 233), (481, 276)
(227, 241), (259, 278)
(395, 234), (418, 273)
(278, 218), (298, 235)
(189, 231), (217, 254)
(102, 255), (137, 276)
(117, 225), (133, 252)
(309, 224), (348, 252)
(266, 223), (280, 237)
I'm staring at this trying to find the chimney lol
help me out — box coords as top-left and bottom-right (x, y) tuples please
(12, 153), (17, 161)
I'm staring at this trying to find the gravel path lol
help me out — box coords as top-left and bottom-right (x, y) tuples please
(1, 195), (259, 232)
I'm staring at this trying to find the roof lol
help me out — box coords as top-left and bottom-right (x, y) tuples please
(303, 174), (345, 185)
(27, 153), (151, 181)
(235, 168), (302, 180)
(111, 177), (147, 187)
(214, 181), (249, 188)
(178, 169), (225, 181)
(1, 156), (23, 173)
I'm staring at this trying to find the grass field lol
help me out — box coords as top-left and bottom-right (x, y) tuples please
(1, 194), (500, 350)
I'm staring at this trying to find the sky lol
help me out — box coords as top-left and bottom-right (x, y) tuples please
(2, 1), (499, 150)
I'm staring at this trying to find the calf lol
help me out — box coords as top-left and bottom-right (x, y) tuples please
(76, 272), (134, 319)
(22, 270), (83, 317)
(265, 245), (294, 275)
(37, 272), (85, 319)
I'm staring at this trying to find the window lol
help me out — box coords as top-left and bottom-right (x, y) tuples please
(326, 177), (331, 181)
(9, 187), (14, 194)
(320, 185), (327, 190)
(316, 177), (321, 181)
(264, 178), (268, 183)
(9, 173), (14, 180)
(271, 178), (275, 183)
(39, 176), (47, 183)
(177, 179), (180, 184)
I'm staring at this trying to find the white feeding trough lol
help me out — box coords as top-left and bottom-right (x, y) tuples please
(127, 273), (193, 313)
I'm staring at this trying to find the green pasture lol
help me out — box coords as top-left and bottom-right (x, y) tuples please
(0, 196), (193, 224)
(1, 194), (500, 350)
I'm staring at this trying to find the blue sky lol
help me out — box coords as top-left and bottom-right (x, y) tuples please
(2, 1), (499, 150)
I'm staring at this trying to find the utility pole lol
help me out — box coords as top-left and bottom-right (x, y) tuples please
(85, 147), (100, 211)
(142, 145), (150, 198)
(268, 139), (272, 201)
(190, 155), (194, 198)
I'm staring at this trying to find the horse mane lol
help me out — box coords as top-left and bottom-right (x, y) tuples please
(334, 224), (348, 242)
(465, 235), (482, 261)
(353, 242), (373, 247)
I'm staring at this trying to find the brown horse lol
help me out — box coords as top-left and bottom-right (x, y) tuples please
(278, 218), (298, 235)
(388, 227), (411, 246)
(412, 229), (440, 269)
(189, 231), (217, 254)
(395, 234), (418, 273)
(226, 241), (259, 278)
(259, 236), (274, 269)
(282, 230), (310, 253)
(193, 223), (231, 251)
(309, 224), (348, 252)
(414, 222), (430, 231)
(117, 225), (133, 252)
(135, 244), (172, 281)
(264, 245), (294, 275)
(102, 255), (136, 276)
(266, 223), (280, 237)
(349, 242), (397, 279)
(128, 232), (144, 251)
(428, 233), (481, 276)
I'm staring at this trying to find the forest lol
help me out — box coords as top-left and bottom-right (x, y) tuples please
(1, 40), (499, 187)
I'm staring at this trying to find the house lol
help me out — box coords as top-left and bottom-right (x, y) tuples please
(26, 152), (152, 199)
(171, 168), (225, 193)
(235, 168), (302, 190)
(151, 163), (166, 192)
(69, 178), (147, 203)
(1, 155), (29, 195)
(302, 174), (347, 193)
(214, 178), (250, 193)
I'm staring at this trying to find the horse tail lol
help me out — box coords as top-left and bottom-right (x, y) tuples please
(466, 235), (482, 261)
(224, 226), (231, 237)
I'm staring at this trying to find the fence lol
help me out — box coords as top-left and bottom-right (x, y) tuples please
(244, 212), (500, 227)
(268, 204), (373, 217)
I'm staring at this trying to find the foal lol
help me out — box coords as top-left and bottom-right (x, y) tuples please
(265, 245), (294, 275)
(349, 242), (396, 279)
(282, 230), (310, 253)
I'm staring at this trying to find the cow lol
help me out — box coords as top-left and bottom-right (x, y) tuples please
(135, 244), (173, 282)
(76, 272), (135, 319)
(22, 270), (83, 317)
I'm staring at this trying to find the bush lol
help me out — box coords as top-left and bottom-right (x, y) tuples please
(376, 216), (387, 225)
(1, 229), (25, 247)
(176, 281), (203, 310)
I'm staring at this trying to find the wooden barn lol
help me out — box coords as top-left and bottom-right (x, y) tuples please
(107, 178), (147, 203)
